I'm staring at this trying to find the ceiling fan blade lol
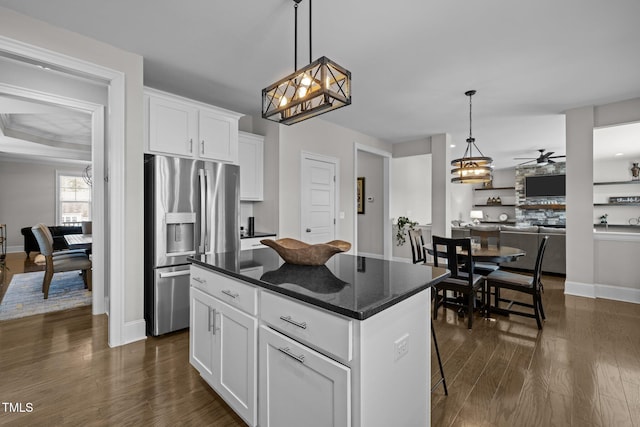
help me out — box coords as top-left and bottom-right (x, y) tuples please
(541, 151), (554, 158)
(518, 159), (536, 165)
(514, 157), (536, 160)
(548, 155), (566, 159)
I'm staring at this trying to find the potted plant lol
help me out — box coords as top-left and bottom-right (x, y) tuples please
(395, 216), (418, 246)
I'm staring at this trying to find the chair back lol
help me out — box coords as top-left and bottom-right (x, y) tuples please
(32, 225), (54, 256)
(82, 221), (92, 234)
(432, 235), (474, 285)
(37, 223), (55, 246)
(469, 225), (500, 248)
(532, 235), (549, 290)
(407, 228), (426, 264)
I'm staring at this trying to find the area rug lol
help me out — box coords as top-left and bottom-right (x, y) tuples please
(0, 270), (91, 321)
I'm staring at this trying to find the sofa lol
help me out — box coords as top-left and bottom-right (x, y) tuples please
(452, 225), (566, 275)
(21, 225), (83, 257)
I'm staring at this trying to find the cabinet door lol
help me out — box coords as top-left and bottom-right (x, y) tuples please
(148, 95), (198, 156)
(199, 108), (238, 163)
(189, 287), (217, 385)
(239, 133), (264, 201)
(216, 300), (257, 426)
(259, 326), (350, 427)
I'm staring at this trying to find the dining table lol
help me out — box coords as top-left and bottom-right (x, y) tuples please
(424, 244), (526, 264)
(64, 233), (92, 251)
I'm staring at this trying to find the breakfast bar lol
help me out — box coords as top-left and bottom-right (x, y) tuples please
(189, 250), (449, 427)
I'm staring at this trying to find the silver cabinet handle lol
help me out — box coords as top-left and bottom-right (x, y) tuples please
(278, 346), (305, 364)
(221, 290), (239, 299)
(189, 138), (193, 153)
(211, 308), (217, 335)
(192, 276), (206, 284)
(201, 140), (205, 154)
(279, 315), (307, 329)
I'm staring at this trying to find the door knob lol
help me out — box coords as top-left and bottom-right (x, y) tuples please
(306, 228), (311, 232)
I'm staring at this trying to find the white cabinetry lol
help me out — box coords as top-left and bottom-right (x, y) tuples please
(238, 132), (264, 201)
(145, 88), (242, 163)
(258, 326), (350, 427)
(190, 266), (257, 426)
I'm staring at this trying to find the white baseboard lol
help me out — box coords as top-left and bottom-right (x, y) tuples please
(122, 319), (147, 345)
(565, 280), (640, 304)
(391, 256), (412, 263)
(358, 251), (385, 260)
(7, 246), (24, 254)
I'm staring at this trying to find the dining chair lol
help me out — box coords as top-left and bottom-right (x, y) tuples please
(36, 223), (88, 258)
(407, 229), (448, 394)
(407, 228), (426, 264)
(486, 235), (549, 329)
(31, 225), (92, 299)
(431, 235), (486, 329)
(468, 225), (501, 276)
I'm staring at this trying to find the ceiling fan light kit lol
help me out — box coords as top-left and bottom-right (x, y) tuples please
(262, 0), (352, 125)
(451, 90), (494, 184)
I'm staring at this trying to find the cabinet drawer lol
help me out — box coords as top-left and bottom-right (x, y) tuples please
(241, 237), (271, 251)
(191, 266), (258, 316)
(260, 291), (352, 362)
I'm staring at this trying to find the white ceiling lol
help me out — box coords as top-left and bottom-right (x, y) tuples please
(0, 0), (639, 168)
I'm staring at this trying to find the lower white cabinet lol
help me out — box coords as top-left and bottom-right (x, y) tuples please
(190, 279), (257, 426)
(258, 326), (350, 427)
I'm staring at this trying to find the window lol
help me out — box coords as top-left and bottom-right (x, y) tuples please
(56, 171), (91, 225)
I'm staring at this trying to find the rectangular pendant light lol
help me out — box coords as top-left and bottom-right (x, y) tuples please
(262, 56), (351, 125)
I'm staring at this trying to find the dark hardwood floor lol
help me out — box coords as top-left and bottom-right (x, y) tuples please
(1, 258), (639, 426)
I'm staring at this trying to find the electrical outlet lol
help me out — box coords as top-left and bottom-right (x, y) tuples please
(394, 334), (409, 361)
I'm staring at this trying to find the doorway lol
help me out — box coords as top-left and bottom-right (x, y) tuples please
(0, 35), (130, 346)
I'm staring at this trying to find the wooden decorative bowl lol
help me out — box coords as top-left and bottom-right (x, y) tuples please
(260, 238), (351, 266)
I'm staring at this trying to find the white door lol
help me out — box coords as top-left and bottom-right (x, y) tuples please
(258, 326), (350, 427)
(301, 154), (337, 244)
(216, 300), (257, 426)
(189, 287), (216, 386)
(148, 94), (198, 156)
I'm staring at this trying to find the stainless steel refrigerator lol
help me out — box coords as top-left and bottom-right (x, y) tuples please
(144, 154), (240, 336)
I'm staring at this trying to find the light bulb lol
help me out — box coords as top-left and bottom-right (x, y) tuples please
(298, 87), (308, 98)
(301, 75), (312, 86)
(279, 96), (288, 107)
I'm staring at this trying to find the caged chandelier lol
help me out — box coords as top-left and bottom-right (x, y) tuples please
(261, 0), (352, 125)
(451, 90), (494, 184)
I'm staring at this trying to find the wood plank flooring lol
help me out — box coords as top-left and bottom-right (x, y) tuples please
(1, 260), (640, 426)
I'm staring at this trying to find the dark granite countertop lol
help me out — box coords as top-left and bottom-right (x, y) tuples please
(189, 250), (450, 320)
(240, 231), (277, 239)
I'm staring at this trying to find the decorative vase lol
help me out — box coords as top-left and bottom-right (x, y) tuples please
(631, 163), (640, 181)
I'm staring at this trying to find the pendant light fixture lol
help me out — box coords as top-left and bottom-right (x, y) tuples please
(451, 90), (493, 184)
(262, 0), (352, 125)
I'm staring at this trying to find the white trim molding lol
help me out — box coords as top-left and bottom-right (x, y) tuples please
(565, 280), (640, 304)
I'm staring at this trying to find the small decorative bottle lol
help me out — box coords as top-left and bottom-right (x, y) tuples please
(631, 163), (640, 181)
(496, 196), (502, 205)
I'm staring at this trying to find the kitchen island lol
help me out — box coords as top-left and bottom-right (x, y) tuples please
(189, 250), (449, 427)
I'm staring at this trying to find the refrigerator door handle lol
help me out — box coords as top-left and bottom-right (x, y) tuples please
(158, 270), (191, 279)
(204, 169), (211, 253)
(198, 169), (206, 253)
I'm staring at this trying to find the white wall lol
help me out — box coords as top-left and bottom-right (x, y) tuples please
(390, 154), (432, 225)
(0, 7), (145, 340)
(566, 97), (640, 303)
(0, 158), (84, 251)
(278, 118), (392, 248)
(357, 150), (384, 255)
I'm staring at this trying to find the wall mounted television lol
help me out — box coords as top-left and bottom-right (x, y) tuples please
(525, 174), (566, 197)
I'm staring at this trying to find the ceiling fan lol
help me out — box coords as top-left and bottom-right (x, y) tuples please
(514, 149), (566, 165)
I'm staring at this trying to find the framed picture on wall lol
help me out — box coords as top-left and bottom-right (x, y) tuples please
(357, 177), (365, 214)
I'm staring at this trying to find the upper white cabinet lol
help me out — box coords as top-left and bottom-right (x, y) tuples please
(144, 87), (242, 163)
(238, 132), (264, 201)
